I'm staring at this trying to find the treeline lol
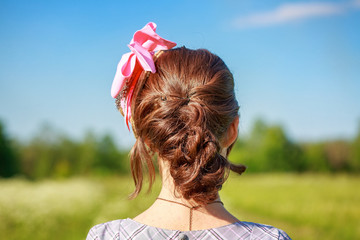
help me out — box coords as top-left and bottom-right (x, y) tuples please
(1, 119), (360, 179)
(0, 122), (129, 179)
(229, 119), (360, 173)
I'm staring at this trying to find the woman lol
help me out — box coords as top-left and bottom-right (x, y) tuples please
(87, 22), (291, 240)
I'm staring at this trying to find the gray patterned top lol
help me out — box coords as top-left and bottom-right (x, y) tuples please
(86, 218), (292, 240)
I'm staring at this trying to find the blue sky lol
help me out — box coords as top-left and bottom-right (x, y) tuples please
(1, 0), (359, 148)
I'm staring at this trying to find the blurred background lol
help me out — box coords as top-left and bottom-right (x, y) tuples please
(1, 0), (359, 239)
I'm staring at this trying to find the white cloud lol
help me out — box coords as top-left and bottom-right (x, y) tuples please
(232, 1), (358, 29)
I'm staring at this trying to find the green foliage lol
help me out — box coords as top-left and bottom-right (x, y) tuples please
(17, 123), (129, 180)
(229, 118), (357, 173)
(230, 119), (305, 172)
(1, 117), (359, 179)
(349, 121), (360, 172)
(301, 143), (330, 172)
(0, 120), (19, 178)
(93, 134), (129, 175)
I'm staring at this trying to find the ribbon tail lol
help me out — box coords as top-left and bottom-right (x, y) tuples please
(125, 88), (134, 131)
(111, 52), (136, 98)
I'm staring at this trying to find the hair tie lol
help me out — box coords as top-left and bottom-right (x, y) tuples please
(111, 22), (177, 130)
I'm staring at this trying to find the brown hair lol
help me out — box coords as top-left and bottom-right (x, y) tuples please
(119, 47), (245, 205)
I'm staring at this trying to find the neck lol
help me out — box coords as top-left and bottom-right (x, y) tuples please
(132, 158), (239, 231)
(158, 159), (221, 206)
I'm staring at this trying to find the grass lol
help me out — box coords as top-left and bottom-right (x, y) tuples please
(0, 173), (359, 240)
(222, 173), (360, 240)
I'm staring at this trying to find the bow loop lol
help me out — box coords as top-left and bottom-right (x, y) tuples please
(128, 42), (156, 73)
(111, 22), (177, 131)
(131, 22), (176, 52)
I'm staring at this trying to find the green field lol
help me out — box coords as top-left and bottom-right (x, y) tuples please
(0, 174), (359, 240)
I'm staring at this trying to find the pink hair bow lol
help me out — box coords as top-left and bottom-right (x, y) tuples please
(111, 22), (176, 130)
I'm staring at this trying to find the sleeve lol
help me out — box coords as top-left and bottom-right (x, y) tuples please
(278, 228), (292, 240)
(86, 225), (98, 240)
(86, 220), (122, 240)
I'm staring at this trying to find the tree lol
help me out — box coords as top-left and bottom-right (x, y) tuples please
(93, 133), (128, 174)
(229, 118), (304, 172)
(301, 142), (330, 172)
(77, 130), (98, 175)
(20, 123), (58, 179)
(0, 120), (19, 177)
(261, 125), (304, 171)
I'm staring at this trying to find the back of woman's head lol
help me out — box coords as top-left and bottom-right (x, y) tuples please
(125, 47), (245, 205)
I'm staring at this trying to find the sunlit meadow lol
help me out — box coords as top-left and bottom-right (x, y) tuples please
(0, 174), (359, 240)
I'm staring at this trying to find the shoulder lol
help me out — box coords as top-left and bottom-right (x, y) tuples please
(237, 221), (292, 240)
(86, 219), (292, 240)
(86, 218), (163, 240)
(86, 219), (124, 240)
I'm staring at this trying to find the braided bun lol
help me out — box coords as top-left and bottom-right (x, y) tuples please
(128, 47), (245, 204)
